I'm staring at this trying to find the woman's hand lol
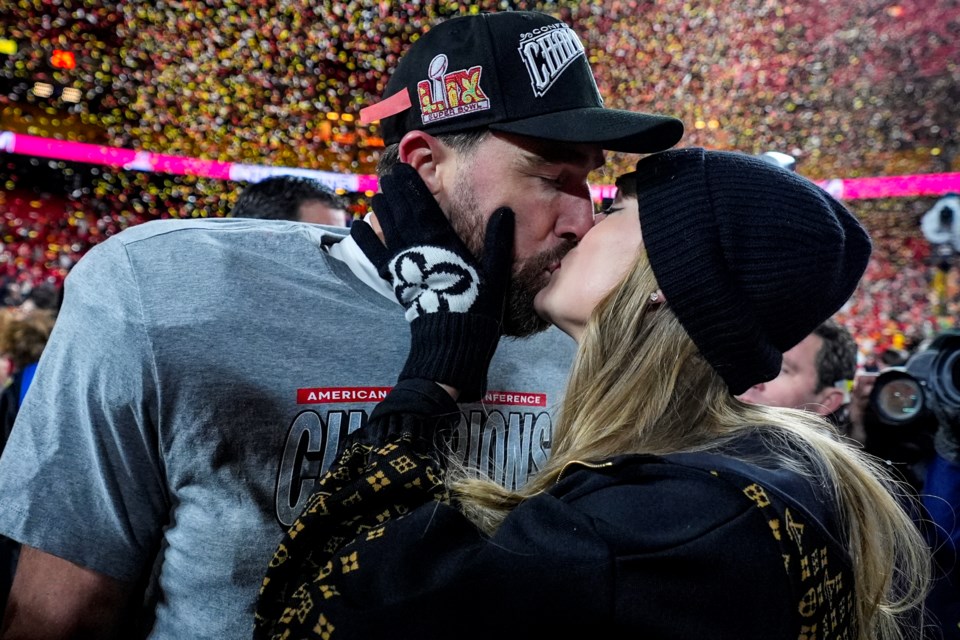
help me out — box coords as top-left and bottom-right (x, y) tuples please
(352, 163), (515, 401)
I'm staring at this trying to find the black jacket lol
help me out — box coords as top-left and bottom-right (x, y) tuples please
(256, 380), (856, 639)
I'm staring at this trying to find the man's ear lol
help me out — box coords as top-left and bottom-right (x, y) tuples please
(815, 387), (846, 416)
(397, 130), (448, 196)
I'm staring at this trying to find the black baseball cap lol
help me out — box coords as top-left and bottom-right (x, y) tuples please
(359, 11), (683, 153)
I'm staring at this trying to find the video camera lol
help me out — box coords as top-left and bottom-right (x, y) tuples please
(864, 331), (960, 475)
(870, 330), (960, 430)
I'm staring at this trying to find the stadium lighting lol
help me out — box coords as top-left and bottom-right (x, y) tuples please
(32, 82), (54, 98)
(759, 151), (797, 172)
(62, 87), (81, 103)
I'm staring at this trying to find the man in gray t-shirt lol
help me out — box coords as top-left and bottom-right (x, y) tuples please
(0, 11), (681, 638)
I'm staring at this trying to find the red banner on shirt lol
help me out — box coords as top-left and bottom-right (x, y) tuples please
(297, 386), (547, 407)
(297, 387), (391, 404)
(481, 391), (547, 407)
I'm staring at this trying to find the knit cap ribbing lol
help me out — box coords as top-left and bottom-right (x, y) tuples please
(633, 148), (871, 394)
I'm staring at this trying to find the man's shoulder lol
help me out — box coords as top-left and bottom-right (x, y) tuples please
(108, 217), (347, 249)
(75, 218), (349, 285)
(65, 218), (369, 319)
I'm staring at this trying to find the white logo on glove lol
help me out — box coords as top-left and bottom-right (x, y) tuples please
(390, 246), (480, 321)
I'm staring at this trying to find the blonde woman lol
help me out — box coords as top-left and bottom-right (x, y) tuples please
(256, 149), (930, 640)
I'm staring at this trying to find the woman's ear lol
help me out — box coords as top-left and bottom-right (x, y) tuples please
(649, 289), (666, 305)
(397, 130), (447, 196)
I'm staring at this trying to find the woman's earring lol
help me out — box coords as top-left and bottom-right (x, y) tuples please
(649, 292), (660, 303)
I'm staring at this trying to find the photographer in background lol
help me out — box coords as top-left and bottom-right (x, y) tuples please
(850, 332), (960, 640)
(849, 333), (960, 491)
(745, 323), (960, 638)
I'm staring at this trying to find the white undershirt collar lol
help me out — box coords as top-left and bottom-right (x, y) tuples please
(325, 214), (396, 303)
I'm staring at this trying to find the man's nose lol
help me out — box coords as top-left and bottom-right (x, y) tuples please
(554, 196), (596, 241)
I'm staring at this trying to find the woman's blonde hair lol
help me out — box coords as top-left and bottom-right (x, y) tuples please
(454, 252), (930, 640)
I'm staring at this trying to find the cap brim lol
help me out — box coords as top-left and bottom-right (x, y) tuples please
(488, 108), (684, 154)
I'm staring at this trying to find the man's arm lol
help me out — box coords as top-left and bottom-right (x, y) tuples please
(0, 237), (167, 637)
(1, 546), (132, 639)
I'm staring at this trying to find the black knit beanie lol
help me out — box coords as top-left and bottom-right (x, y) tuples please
(632, 147), (872, 395)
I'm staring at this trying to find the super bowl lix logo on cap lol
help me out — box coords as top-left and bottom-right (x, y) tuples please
(518, 23), (590, 98)
(417, 53), (491, 125)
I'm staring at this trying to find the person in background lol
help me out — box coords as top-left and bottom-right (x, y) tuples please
(848, 344), (960, 640)
(738, 319), (857, 427)
(255, 149), (928, 640)
(0, 306), (55, 623)
(0, 11), (682, 638)
(0, 307), (56, 447)
(742, 318), (959, 638)
(231, 175), (352, 226)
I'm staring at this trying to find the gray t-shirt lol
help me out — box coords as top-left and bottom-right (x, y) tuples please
(0, 218), (576, 638)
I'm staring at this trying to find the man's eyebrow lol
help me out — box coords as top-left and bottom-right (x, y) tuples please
(518, 144), (604, 170)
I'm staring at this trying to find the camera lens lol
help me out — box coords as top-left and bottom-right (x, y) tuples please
(941, 350), (960, 402)
(874, 377), (925, 424)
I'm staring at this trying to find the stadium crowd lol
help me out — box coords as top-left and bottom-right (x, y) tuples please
(840, 198), (960, 362)
(0, 0), (958, 361)
(2, 0), (957, 176)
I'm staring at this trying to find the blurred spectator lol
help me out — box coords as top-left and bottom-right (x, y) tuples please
(846, 335), (960, 639)
(0, 306), (55, 620)
(231, 176), (350, 226)
(0, 307), (56, 445)
(738, 318), (857, 425)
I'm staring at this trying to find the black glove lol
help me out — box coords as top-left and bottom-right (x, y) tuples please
(352, 163), (515, 402)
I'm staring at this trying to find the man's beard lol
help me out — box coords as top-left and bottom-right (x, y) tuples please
(447, 177), (576, 337)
